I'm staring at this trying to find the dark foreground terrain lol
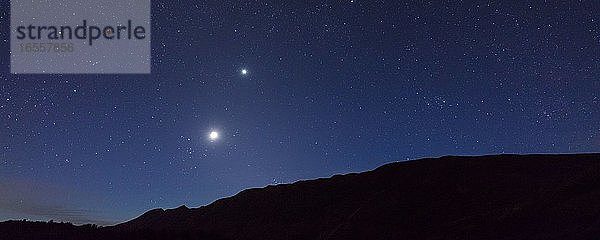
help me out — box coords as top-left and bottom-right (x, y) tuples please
(3, 154), (600, 240)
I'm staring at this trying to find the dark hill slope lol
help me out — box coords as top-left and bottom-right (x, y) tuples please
(110, 154), (600, 240)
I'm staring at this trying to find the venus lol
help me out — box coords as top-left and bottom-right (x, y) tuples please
(209, 131), (219, 141)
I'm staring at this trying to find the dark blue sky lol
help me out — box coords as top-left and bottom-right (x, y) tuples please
(1, 1), (599, 224)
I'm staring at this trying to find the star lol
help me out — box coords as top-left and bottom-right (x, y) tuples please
(241, 69), (248, 75)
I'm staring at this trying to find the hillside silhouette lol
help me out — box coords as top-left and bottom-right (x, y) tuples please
(3, 154), (600, 239)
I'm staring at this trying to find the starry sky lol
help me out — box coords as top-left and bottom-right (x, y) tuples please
(1, 1), (599, 225)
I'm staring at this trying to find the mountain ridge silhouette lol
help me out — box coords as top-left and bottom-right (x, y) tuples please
(3, 153), (600, 240)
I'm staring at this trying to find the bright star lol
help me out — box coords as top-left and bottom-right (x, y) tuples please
(241, 69), (248, 75)
(209, 131), (219, 141)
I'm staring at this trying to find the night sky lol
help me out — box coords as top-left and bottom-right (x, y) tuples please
(1, 1), (599, 225)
